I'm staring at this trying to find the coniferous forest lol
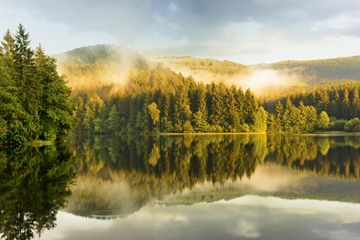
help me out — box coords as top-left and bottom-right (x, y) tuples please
(0, 25), (72, 145)
(3, 1), (360, 239)
(2, 25), (360, 147)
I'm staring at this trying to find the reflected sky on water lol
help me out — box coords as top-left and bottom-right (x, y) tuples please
(3, 134), (360, 239)
(37, 195), (360, 240)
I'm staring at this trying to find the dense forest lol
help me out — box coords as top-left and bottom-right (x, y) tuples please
(264, 81), (360, 132)
(61, 46), (353, 135)
(72, 69), (266, 134)
(71, 72), (360, 135)
(2, 28), (360, 141)
(0, 25), (72, 145)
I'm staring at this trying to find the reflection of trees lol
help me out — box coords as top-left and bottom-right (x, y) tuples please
(71, 134), (360, 215)
(71, 135), (268, 215)
(0, 145), (74, 240)
(75, 135), (360, 183)
(267, 135), (360, 179)
(76, 135), (269, 186)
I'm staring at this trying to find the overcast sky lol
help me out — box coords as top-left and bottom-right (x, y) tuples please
(1, 0), (360, 64)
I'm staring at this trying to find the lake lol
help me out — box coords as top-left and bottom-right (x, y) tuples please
(2, 134), (360, 239)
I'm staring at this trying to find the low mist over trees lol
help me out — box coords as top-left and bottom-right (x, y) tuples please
(73, 68), (264, 134)
(268, 56), (360, 82)
(3, 28), (360, 141)
(65, 46), (360, 135)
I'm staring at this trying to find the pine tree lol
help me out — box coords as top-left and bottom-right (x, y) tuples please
(34, 45), (72, 139)
(0, 25), (73, 144)
(243, 89), (257, 127)
(274, 102), (283, 133)
(107, 105), (120, 133)
(342, 88), (350, 118)
(14, 25), (36, 112)
(352, 87), (360, 117)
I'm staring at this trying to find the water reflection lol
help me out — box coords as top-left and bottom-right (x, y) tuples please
(0, 145), (74, 240)
(3, 134), (360, 239)
(68, 134), (360, 217)
(39, 196), (360, 240)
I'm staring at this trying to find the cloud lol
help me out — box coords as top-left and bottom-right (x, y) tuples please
(231, 221), (260, 239)
(36, 196), (360, 240)
(2, 0), (360, 63)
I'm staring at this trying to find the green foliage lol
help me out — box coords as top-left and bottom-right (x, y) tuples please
(267, 99), (327, 133)
(154, 56), (249, 75)
(0, 25), (73, 145)
(270, 56), (360, 82)
(269, 82), (360, 120)
(318, 111), (330, 130)
(253, 106), (267, 132)
(69, 134), (360, 215)
(147, 102), (160, 130)
(0, 145), (74, 240)
(71, 63), (260, 134)
(344, 118), (360, 132)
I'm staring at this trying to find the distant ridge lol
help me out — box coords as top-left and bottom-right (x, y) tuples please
(55, 44), (360, 86)
(255, 55), (360, 82)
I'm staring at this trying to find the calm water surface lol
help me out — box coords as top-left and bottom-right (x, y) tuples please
(2, 134), (360, 239)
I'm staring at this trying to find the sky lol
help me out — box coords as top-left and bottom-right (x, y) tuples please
(1, 0), (360, 64)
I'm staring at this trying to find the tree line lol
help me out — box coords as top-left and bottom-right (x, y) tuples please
(0, 25), (72, 145)
(265, 82), (360, 132)
(2, 26), (360, 140)
(73, 66), (269, 134)
(270, 56), (360, 82)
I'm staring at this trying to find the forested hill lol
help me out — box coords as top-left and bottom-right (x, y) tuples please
(56, 44), (148, 65)
(55, 44), (149, 91)
(52, 44), (360, 135)
(257, 56), (360, 82)
(56, 45), (360, 89)
(153, 56), (249, 75)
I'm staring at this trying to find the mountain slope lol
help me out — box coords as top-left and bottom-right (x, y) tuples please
(153, 56), (249, 75)
(55, 44), (149, 91)
(55, 45), (360, 98)
(258, 56), (360, 82)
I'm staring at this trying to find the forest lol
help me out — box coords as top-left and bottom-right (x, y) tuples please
(0, 25), (72, 145)
(2, 26), (360, 144)
(265, 56), (360, 82)
(70, 64), (360, 135)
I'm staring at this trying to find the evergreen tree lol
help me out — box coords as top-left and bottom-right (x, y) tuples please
(352, 87), (360, 117)
(243, 89), (257, 126)
(107, 105), (121, 133)
(274, 102), (283, 133)
(0, 25), (73, 144)
(34, 45), (72, 139)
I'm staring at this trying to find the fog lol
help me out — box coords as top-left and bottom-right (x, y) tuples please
(55, 45), (148, 92)
(156, 59), (306, 96)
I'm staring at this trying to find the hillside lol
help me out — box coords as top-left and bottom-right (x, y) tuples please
(56, 45), (360, 94)
(257, 55), (360, 83)
(55, 44), (149, 91)
(153, 56), (249, 75)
